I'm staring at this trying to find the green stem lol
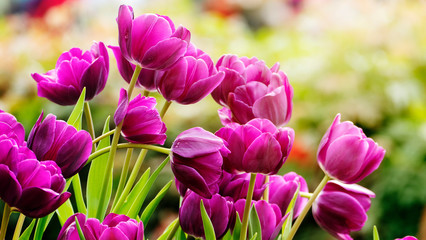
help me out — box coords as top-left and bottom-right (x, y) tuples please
(84, 102), (96, 152)
(87, 143), (170, 165)
(92, 129), (115, 144)
(72, 174), (87, 214)
(165, 218), (180, 240)
(112, 148), (133, 208)
(299, 192), (313, 199)
(160, 101), (172, 119)
(0, 203), (12, 240)
(143, 90), (150, 97)
(285, 174), (330, 240)
(239, 173), (257, 240)
(263, 175), (269, 202)
(12, 214), (25, 240)
(112, 149), (148, 213)
(128, 66), (142, 100)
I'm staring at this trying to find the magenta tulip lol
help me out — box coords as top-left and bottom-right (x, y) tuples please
(395, 237), (418, 240)
(32, 42), (109, 105)
(219, 171), (266, 202)
(317, 114), (385, 183)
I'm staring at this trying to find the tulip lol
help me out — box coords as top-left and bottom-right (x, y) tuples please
(32, 42), (109, 105)
(317, 114), (385, 184)
(269, 172), (309, 218)
(171, 127), (229, 198)
(27, 113), (92, 178)
(234, 199), (286, 240)
(395, 237), (418, 240)
(218, 171), (266, 202)
(117, 5), (190, 70)
(211, 55), (293, 126)
(114, 89), (167, 145)
(58, 213), (144, 240)
(312, 180), (375, 240)
(179, 191), (233, 239)
(155, 43), (224, 104)
(216, 118), (294, 174)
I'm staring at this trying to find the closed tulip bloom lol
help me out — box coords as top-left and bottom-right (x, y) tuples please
(216, 118), (294, 175)
(312, 180), (375, 240)
(58, 213), (144, 240)
(211, 55), (293, 126)
(219, 171), (266, 202)
(317, 114), (385, 184)
(171, 127), (229, 198)
(269, 172), (309, 218)
(155, 44), (225, 104)
(117, 5), (190, 70)
(32, 42), (109, 105)
(179, 191), (233, 239)
(395, 237), (418, 240)
(27, 113), (92, 178)
(114, 89), (167, 145)
(234, 199), (286, 240)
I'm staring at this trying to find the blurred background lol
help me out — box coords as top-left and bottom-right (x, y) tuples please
(0, 0), (425, 239)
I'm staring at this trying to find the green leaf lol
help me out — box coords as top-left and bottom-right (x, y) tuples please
(373, 226), (380, 240)
(248, 206), (261, 240)
(233, 212), (242, 240)
(221, 229), (232, 240)
(86, 116), (112, 220)
(123, 156), (170, 218)
(56, 199), (74, 226)
(157, 217), (180, 240)
(200, 200), (216, 240)
(282, 184), (300, 239)
(249, 232), (258, 240)
(18, 219), (35, 240)
(33, 214), (52, 240)
(75, 216), (87, 240)
(176, 226), (187, 240)
(140, 180), (172, 226)
(72, 174), (87, 214)
(67, 88), (86, 130)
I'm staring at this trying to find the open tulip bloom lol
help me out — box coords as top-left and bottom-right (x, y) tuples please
(0, 3), (417, 240)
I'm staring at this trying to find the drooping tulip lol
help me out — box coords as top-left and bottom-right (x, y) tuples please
(179, 191), (233, 239)
(117, 5), (190, 70)
(216, 118), (294, 175)
(32, 42), (109, 105)
(171, 127), (229, 198)
(312, 180), (375, 240)
(317, 114), (385, 184)
(27, 113), (92, 178)
(211, 55), (293, 126)
(114, 89), (167, 145)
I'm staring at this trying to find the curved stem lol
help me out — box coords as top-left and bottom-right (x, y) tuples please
(239, 173), (257, 240)
(112, 148), (133, 208)
(0, 203), (12, 240)
(84, 101), (96, 152)
(160, 101), (172, 119)
(92, 129), (115, 144)
(12, 213), (25, 240)
(263, 175), (269, 202)
(285, 174), (330, 240)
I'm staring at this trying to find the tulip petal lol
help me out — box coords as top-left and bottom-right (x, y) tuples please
(171, 163), (212, 198)
(80, 56), (107, 100)
(16, 188), (70, 218)
(253, 86), (291, 126)
(114, 89), (129, 125)
(172, 127), (224, 158)
(117, 5), (134, 61)
(142, 37), (187, 70)
(0, 165), (22, 205)
(100, 228), (129, 240)
(178, 71), (225, 104)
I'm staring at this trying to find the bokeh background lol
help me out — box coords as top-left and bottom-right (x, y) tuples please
(0, 0), (425, 239)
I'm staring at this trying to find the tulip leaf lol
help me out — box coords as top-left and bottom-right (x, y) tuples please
(33, 212), (55, 240)
(248, 205), (262, 240)
(249, 232), (258, 240)
(18, 219), (35, 240)
(87, 116), (112, 220)
(233, 212), (242, 240)
(67, 87), (86, 130)
(75, 216), (87, 240)
(176, 226), (187, 240)
(72, 174), (87, 214)
(56, 199), (74, 226)
(200, 200), (216, 240)
(282, 184), (300, 239)
(373, 226), (380, 240)
(221, 229), (232, 240)
(157, 217), (180, 240)
(125, 156), (171, 218)
(140, 180), (172, 226)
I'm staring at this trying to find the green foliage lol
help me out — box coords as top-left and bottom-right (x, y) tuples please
(200, 200), (216, 240)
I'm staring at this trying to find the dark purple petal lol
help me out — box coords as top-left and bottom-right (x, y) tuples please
(80, 56), (108, 101)
(141, 38), (187, 70)
(16, 188), (70, 218)
(0, 165), (22, 205)
(109, 45), (135, 84)
(114, 89), (129, 125)
(171, 162), (212, 198)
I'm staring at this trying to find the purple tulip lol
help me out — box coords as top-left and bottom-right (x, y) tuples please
(114, 89), (167, 145)
(117, 5), (190, 70)
(234, 199), (286, 240)
(58, 213), (144, 240)
(109, 45), (158, 91)
(27, 113), (92, 178)
(395, 237), (418, 240)
(155, 43), (225, 104)
(317, 114), (385, 184)
(312, 180), (375, 240)
(216, 118), (294, 175)
(171, 127), (229, 198)
(179, 191), (233, 239)
(211, 55), (293, 126)
(32, 42), (109, 105)
(269, 172), (309, 218)
(218, 171), (266, 202)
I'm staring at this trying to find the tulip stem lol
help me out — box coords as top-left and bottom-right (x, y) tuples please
(299, 192), (313, 199)
(0, 203), (11, 240)
(285, 174), (330, 240)
(111, 149), (148, 213)
(92, 129), (115, 144)
(84, 101), (96, 152)
(128, 66), (142, 99)
(263, 175), (269, 202)
(160, 100), (172, 119)
(12, 213), (25, 240)
(240, 172), (257, 240)
(111, 148), (133, 208)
